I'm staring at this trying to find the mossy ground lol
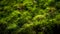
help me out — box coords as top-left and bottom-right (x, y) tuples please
(0, 0), (60, 34)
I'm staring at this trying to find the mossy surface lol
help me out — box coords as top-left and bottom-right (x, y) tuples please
(0, 0), (60, 34)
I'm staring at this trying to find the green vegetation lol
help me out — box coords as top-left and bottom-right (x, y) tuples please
(0, 0), (60, 34)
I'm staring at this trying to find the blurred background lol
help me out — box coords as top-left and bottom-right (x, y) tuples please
(0, 0), (60, 34)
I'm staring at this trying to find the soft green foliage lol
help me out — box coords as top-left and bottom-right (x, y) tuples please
(0, 0), (60, 34)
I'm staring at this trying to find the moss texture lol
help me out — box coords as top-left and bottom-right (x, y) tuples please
(0, 0), (60, 34)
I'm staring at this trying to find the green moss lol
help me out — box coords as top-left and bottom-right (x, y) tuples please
(0, 0), (60, 34)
